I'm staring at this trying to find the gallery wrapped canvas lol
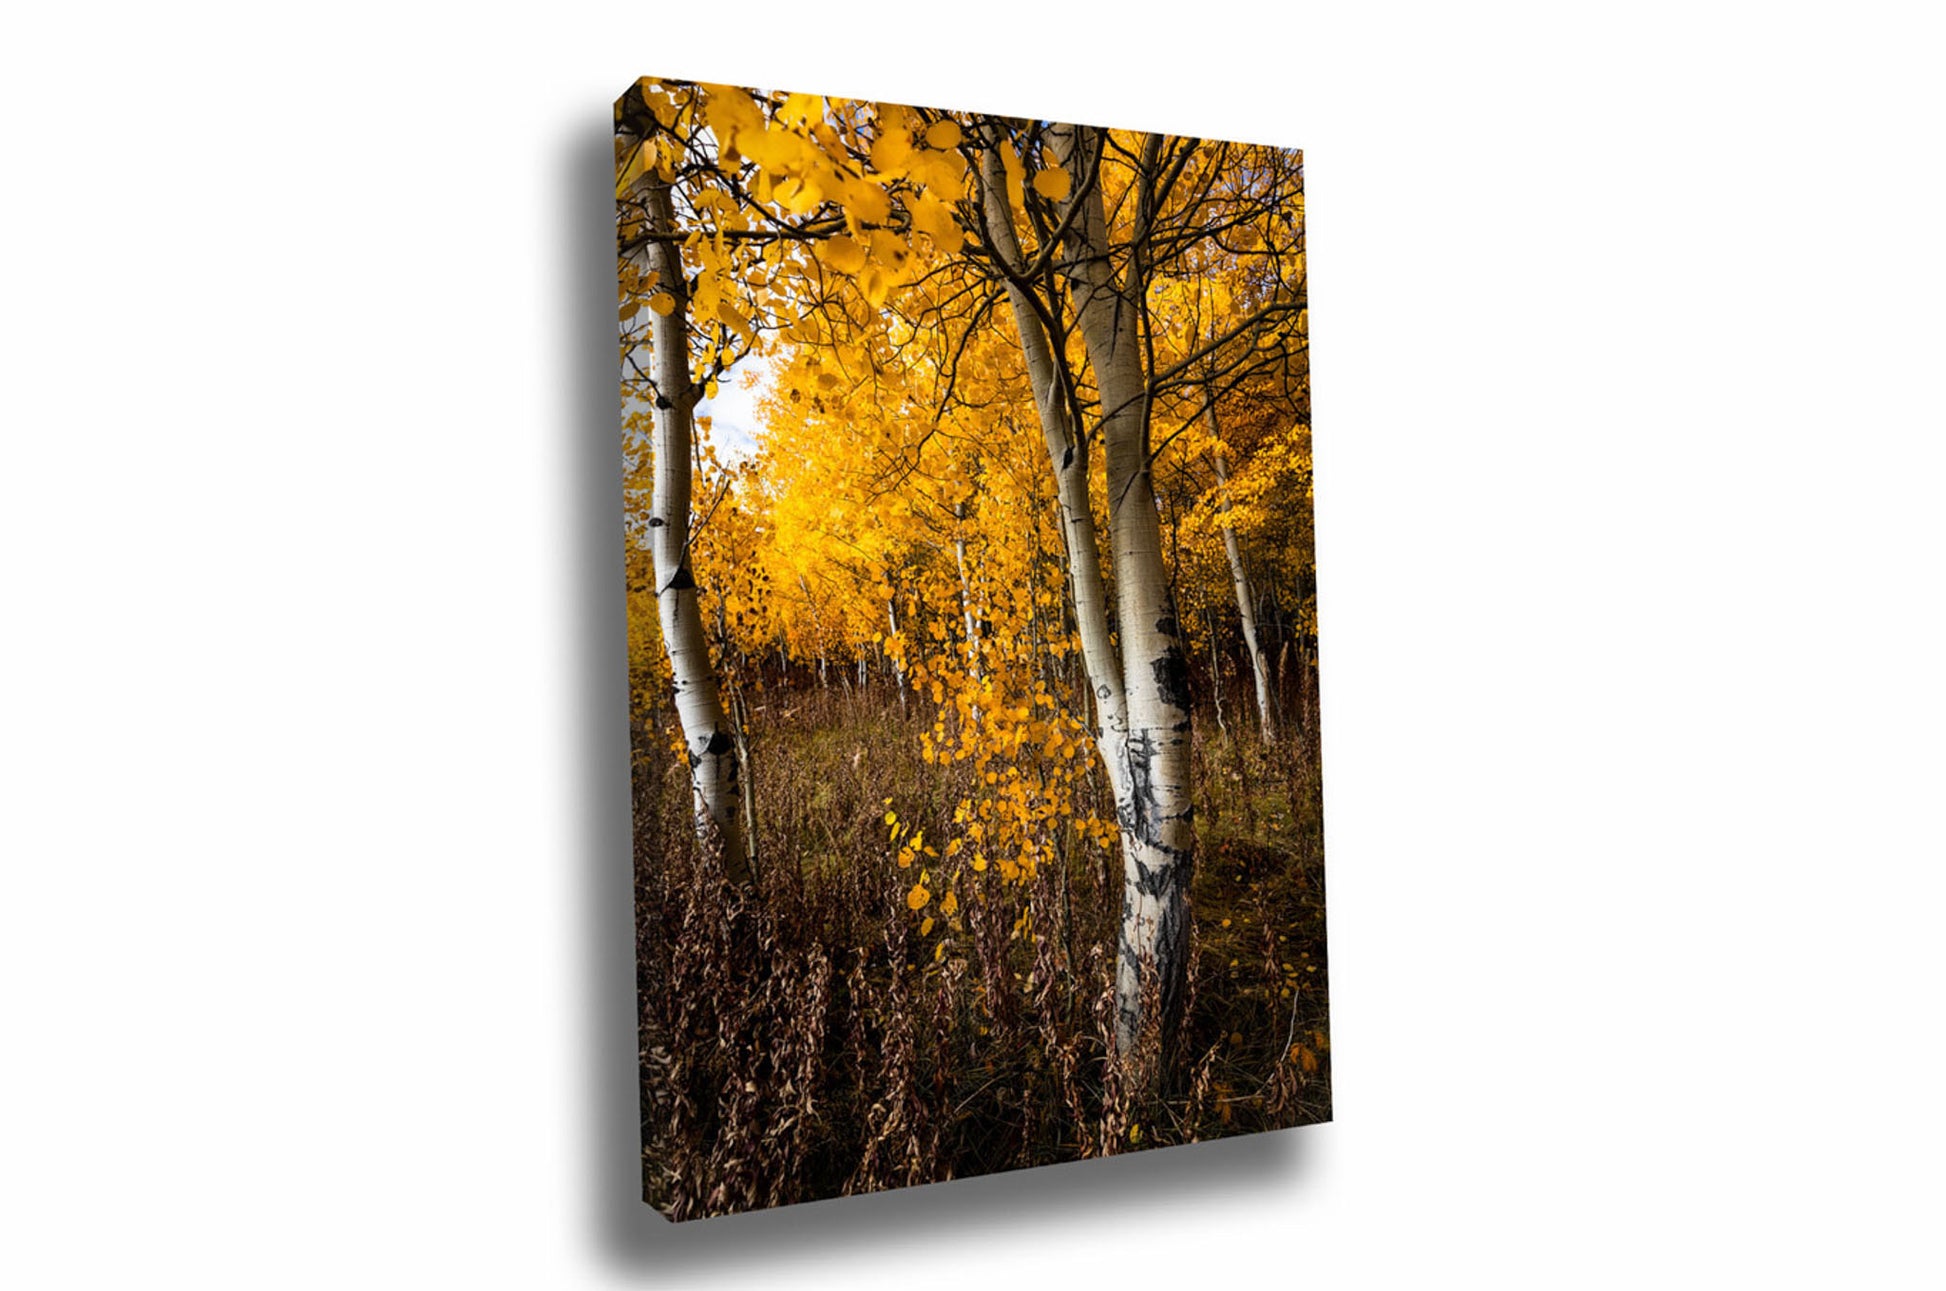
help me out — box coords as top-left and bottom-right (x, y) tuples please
(617, 78), (1327, 1219)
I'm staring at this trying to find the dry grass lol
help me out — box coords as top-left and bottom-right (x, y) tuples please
(633, 672), (1329, 1220)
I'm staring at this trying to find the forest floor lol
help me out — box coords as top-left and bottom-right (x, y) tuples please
(634, 678), (1329, 1218)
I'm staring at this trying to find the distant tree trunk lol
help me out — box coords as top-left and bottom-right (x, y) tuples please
(798, 573), (831, 691)
(1205, 604), (1228, 738)
(713, 599), (761, 879)
(885, 592), (908, 712)
(952, 501), (984, 726)
(642, 180), (749, 884)
(952, 502), (983, 682)
(1209, 430), (1276, 744)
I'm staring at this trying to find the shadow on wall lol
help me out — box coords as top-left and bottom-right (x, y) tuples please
(558, 108), (1321, 1280)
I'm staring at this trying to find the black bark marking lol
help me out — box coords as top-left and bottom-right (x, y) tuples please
(1115, 856), (1193, 1058)
(654, 395), (673, 410)
(1118, 730), (1157, 841)
(704, 728), (733, 756)
(647, 516), (665, 527)
(662, 566), (696, 593)
(1060, 444), (1075, 471)
(1152, 645), (1191, 714)
(1155, 614), (1178, 640)
(1118, 729), (1194, 856)
(1130, 854), (1181, 898)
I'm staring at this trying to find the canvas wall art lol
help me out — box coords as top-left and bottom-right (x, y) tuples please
(616, 77), (1326, 1219)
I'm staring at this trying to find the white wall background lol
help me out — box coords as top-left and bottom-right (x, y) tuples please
(3, 3), (1941, 1285)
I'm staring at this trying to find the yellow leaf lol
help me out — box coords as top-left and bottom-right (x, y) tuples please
(778, 92), (823, 126)
(909, 192), (963, 253)
(775, 173), (827, 215)
(700, 84), (764, 157)
(906, 883), (931, 911)
(925, 119), (961, 150)
(716, 300), (755, 346)
(907, 144), (968, 198)
(741, 123), (807, 175)
(646, 293), (676, 316)
(825, 235), (868, 275)
(920, 916), (935, 936)
(866, 228), (910, 272)
(940, 891), (959, 916)
(869, 128), (914, 179)
(1032, 164), (1071, 202)
(846, 182), (893, 231)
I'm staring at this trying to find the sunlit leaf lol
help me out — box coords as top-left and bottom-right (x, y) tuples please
(1032, 164), (1071, 202)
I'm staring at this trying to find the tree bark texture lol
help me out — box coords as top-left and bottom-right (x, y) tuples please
(644, 180), (751, 884)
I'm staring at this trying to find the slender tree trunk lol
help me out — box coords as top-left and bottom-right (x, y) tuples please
(977, 124), (1199, 1082)
(1055, 123), (1195, 1078)
(730, 679), (759, 878)
(977, 122), (1193, 1079)
(975, 133), (1128, 780)
(713, 599), (761, 880)
(797, 573), (831, 691)
(886, 593), (908, 713)
(1209, 432), (1276, 744)
(952, 502), (983, 690)
(642, 181), (749, 883)
(1206, 604), (1228, 738)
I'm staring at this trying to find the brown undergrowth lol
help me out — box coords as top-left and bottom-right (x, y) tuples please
(634, 679), (1328, 1220)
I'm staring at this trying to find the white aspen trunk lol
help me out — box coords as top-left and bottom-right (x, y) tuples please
(642, 182), (750, 884)
(975, 139), (1129, 813)
(974, 122), (1190, 1076)
(886, 594), (908, 709)
(952, 502), (983, 685)
(1206, 605), (1228, 738)
(1054, 124), (1195, 1073)
(713, 598), (760, 877)
(1210, 436), (1276, 744)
